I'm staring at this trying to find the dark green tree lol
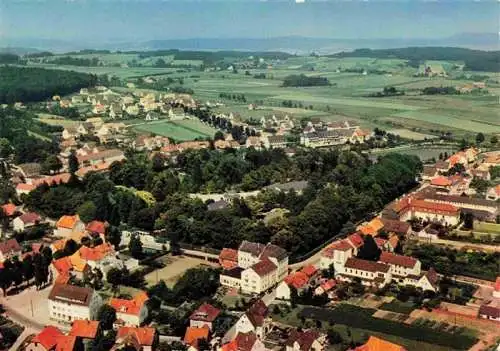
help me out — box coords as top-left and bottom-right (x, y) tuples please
(68, 151), (79, 174)
(476, 132), (485, 144)
(97, 304), (117, 330)
(357, 235), (381, 261)
(128, 234), (143, 259)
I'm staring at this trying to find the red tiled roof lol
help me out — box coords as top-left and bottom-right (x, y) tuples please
(56, 215), (81, 229)
(284, 272), (309, 289)
(347, 233), (364, 248)
(55, 335), (77, 351)
(183, 326), (209, 347)
(18, 212), (41, 224)
(16, 183), (36, 192)
(116, 327), (156, 346)
(52, 257), (73, 275)
(344, 258), (389, 273)
(329, 240), (354, 252)
(85, 220), (108, 234)
(380, 252), (418, 269)
(354, 336), (407, 351)
(69, 320), (99, 339)
(320, 279), (336, 292)
(250, 259), (276, 277)
(403, 199), (459, 216)
(32, 326), (64, 350)
(233, 332), (258, 351)
(32, 173), (71, 187)
(0, 239), (21, 255)
(1, 203), (16, 216)
(380, 218), (410, 235)
(78, 243), (113, 261)
(374, 238), (387, 248)
(431, 176), (452, 187)
(495, 277), (500, 292)
(300, 265), (318, 277)
(219, 248), (238, 269)
(110, 292), (148, 316)
(285, 329), (321, 351)
(190, 303), (221, 323)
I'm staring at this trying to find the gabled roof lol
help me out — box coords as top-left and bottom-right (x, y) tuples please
(359, 218), (384, 236)
(231, 332), (258, 351)
(110, 292), (148, 316)
(379, 252), (418, 269)
(86, 220), (108, 234)
(116, 327), (156, 347)
(56, 215), (81, 229)
(1, 203), (16, 216)
(284, 271), (309, 289)
(239, 241), (265, 257)
(380, 218), (410, 235)
(245, 300), (268, 328)
(301, 265), (318, 277)
(320, 279), (336, 292)
(354, 336), (407, 351)
(16, 183), (36, 192)
(431, 176), (452, 187)
(55, 335), (77, 351)
(260, 243), (288, 261)
(48, 283), (93, 306)
(18, 212), (41, 224)
(347, 233), (364, 248)
(219, 248), (238, 270)
(250, 259), (277, 277)
(78, 243), (114, 261)
(0, 238), (21, 254)
(285, 329), (321, 351)
(32, 326), (64, 350)
(344, 258), (390, 273)
(69, 320), (99, 339)
(183, 326), (209, 347)
(190, 303), (221, 323)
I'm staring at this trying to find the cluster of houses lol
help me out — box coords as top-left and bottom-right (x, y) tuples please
(300, 120), (371, 148)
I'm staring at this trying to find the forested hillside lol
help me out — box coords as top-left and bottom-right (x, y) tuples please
(332, 47), (500, 72)
(0, 66), (98, 103)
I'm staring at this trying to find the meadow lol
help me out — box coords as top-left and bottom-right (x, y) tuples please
(132, 119), (217, 141)
(30, 52), (500, 140)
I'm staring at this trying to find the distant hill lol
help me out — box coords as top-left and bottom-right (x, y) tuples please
(331, 47), (499, 72)
(0, 47), (42, 55)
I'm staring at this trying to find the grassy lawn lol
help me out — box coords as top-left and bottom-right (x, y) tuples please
(132, 119), (214, 141)
(379, 300), (417, 315)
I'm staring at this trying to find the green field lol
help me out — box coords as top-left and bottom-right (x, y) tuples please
(28, 53), (500, 139)
(132, 119), (217, 141)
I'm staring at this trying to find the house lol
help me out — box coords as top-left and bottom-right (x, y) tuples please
(422, 165), (438, 180)
(125, 105), (140, 116)
(219, 267), (244, 290)
(69, 319), (100, 342)
(261, 135), (288, 149)
(430, 176), (452, 188)
(393, 198), (460, 226)
(110, 292), (149, 327)
(77, 149), (125, 166)
(189, 303), (221, 331)
(16, 183), (36, 196)
(13, 212), (41, 232)
(358, 218), (384, 236)
(379, 218), (411, 237)
(320, 240), (354, 272)
(338, 257), (391, 288)
(486, 185), (500, 201)
(0, 239), (22, 262)
(246, 137), (262, 150)
(48, 283), (103, 325)
(276, 271), (309, 300)
(52, 254), (89, 280)
(62, 128), (78, 140)
(285, 329), (326, 351)
(354, 336), (407, 351)
(55, 215), (86, 238)
(219, 248), (238, 270)
(220, 332), (267, 351)
(1, 203), (17, 217)
(26, 326), (64, 351)
(114, 327), (158, 351)
(109, 104), (123, 119)
(379, 252), (421, 283)
(184, 326), (210, 350)
(478, 304), (500, 322)
(86, 220), (108, 237)
(120, 231), (168, 252)
(314, 279), (336, 296)
(241, 259), (278, 294)
(76, 243), (125, 276)
(235, 300), (270, 339)
(300, 130), (349, 148)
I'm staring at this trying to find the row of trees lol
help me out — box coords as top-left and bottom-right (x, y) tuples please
(282, 74), (330, 87)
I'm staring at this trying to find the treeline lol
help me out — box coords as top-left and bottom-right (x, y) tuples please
(370, 86), (405, 97)
(219, 92), (247, 102)
(282, 74), (330, 87)
(0, 53), (21, 64)
(421, 86), (458, 95)
(0, 66), (98, 103)
(49, 56), (100, 67)
(332, 47), (500, 72)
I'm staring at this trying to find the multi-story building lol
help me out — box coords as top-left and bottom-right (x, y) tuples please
(189, 303), (221, 331)
(339, 257), (392, 288)
(110, 292), (149, 327)
(48, 284), (103, 325)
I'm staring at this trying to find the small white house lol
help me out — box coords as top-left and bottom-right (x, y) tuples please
(13, 212), (41, 232)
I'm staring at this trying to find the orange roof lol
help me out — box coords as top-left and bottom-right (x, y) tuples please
(495, 277), (500, 292)
(75, 162), (111, 178)
(219, 248), (238, 270)
(359, 218), (384, 236)
(220, 339), (237, 351)
(431, 176), (452, 187)
(69, 320), (99, 339)
(388, 235), (399, 249)
(78, 243), (113, 261)
(56, 215), (81, 229)
(55, 335), (77, 351)
(110, 292), (148, 316)
(347, 233), (364, 248)
(409, 199), (459, 216)
(116, 327), (156, 346)
(52, 257), (73, 275)
(32, 326), (64, 350)
(184, 326), (209, 347)
(1, 203), (16, 216)
(32, 173), (71, 187)
(354, 336), (407, 351)
(300, 265), (318, 277)
(55, 274), (70, 285)
(284, 271), (309, 289)
(16, 183), (36, 192)
(71, 231), (88, 243)
(86, 220), (108, 234)
(52, 239), (67, 252)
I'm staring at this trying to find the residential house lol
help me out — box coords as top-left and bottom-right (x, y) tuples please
(26, 326), (64, 351)
(77, 149), (125, 166)
(189, 303), (221, 331)
(114, 327), (158, 351)
(379, 218), (411, 237)
(125, 105), (140, 117)
(486, 185), (500, 201)
(422, 165), (438, 180)
(52, 254), (89, 280)
(338, 257), (392, 288)
(16, 183), (36, 196)
(184, 326), (209, 350)
(219, 248), (238, 270)
(62, 128), (78, 140)
(69, 320), (100, 346)
(76, 243), (129, 277)
(314, 279), (336, 296)
(55, 215), (86, 238)
(358, 218), (384, 236)
(219, 267), (244, 289)
(276, 271), (309, 300)
(86, 220), (108, 238)
(320, 240), (355, 272)
(110, 292), (149, 327)
(393, 198), (460, 226)
(13, 212), (42, 232)
(285, 329), (326, 351)
(435, 160), (450, 173)
(235, 300), (270, 339)
(0, 239), (22, 262)
(246, 136), (263, 150)
(241, 259), (278, 294)
(354, 336), (407, 351)
(48, 283), (103, 325)
(261, 135), (289, 149)
(220, 332), (267, 351)
(379, 252), (421, 283)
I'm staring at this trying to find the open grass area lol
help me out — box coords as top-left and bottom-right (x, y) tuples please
(379, 300), (417, 315)
(37, 114), (81, 128)
(132, 119), (216, 141)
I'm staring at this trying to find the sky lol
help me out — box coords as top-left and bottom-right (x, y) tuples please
(1, 0), (498, 43)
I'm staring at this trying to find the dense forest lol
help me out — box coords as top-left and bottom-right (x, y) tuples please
(282, 74), (331, 87)
(0, 54), (22, 64)
(332, 47), (500, 72)
(48, 56), (100, 66)
(0, 66), (99, 103)
(21, 148), (421, 259)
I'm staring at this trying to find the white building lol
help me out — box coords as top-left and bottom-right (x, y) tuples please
(338, 258), (392, 288)
(48, 283), (103, 325)
(241, 260), (278, 294)
(120, 231), (169, 251)
(235, 300), (270, 339)
(13, 212), (41, 232)
(110, 292), (149, 327)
